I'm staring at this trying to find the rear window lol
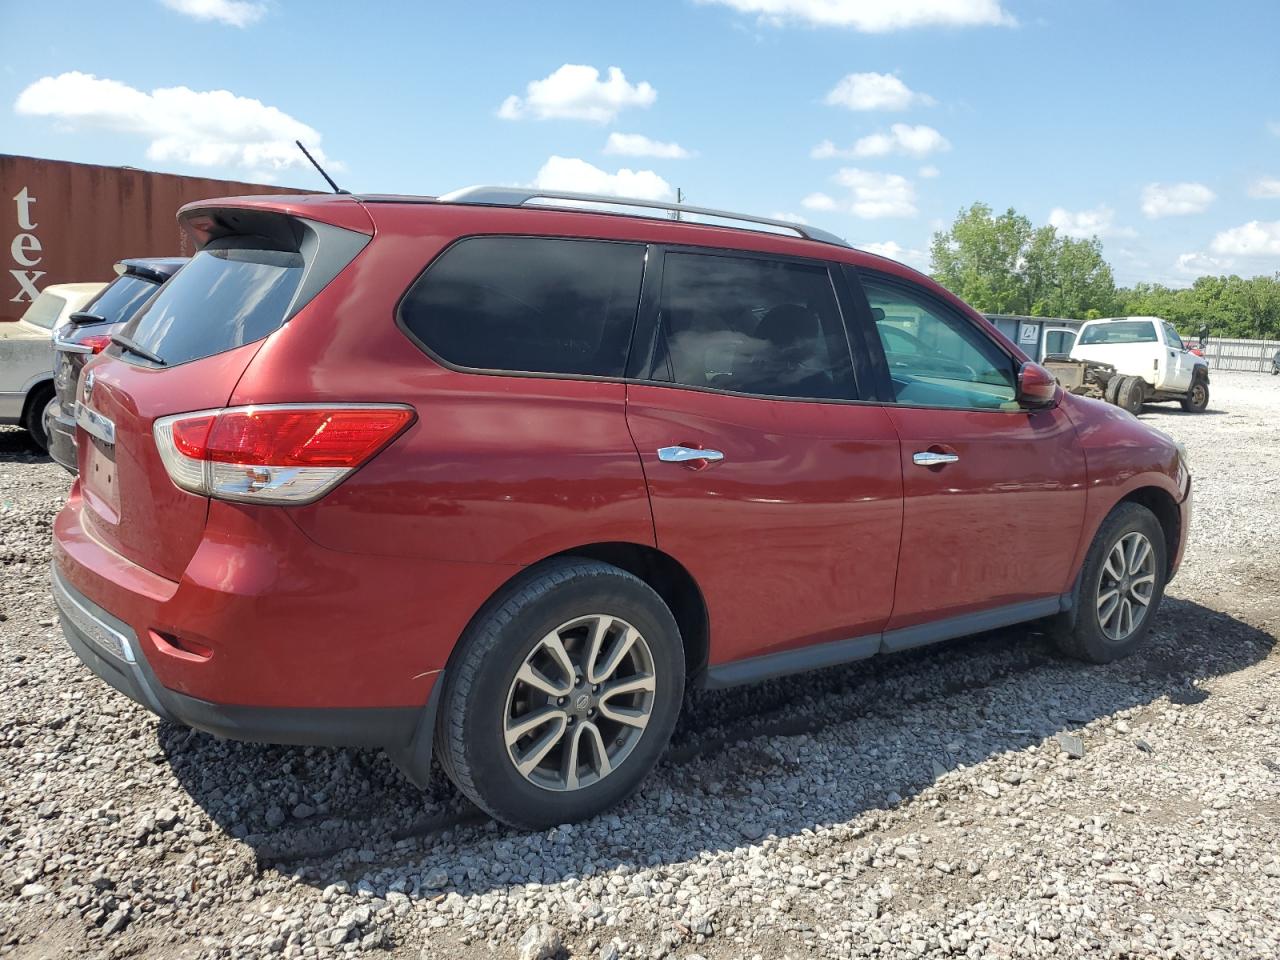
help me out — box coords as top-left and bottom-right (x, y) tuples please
(81, 274), (161, 327)
(118, 248), (303, 366)
(20, 291), (67, 329)
(1078, 320), (1157, 345)
(398, 237), (645, 377)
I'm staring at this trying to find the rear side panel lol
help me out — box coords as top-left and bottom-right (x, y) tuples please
(232, 202), (656, 564)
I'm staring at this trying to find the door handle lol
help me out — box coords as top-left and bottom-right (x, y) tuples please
(913, 450), (959, 467)
(658, 445), (725, 465)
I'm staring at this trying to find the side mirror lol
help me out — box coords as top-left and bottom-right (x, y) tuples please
(1017, 361), (1058, 409)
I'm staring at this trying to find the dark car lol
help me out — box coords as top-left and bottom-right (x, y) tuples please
(46, 258), (187, 472)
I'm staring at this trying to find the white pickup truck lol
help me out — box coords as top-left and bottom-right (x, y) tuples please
(1044, 315), (1210, 414)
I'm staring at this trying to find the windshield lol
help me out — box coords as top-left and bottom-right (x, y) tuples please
(80, 274), (162, 327)
(20, 291), (67, 329)
(117, 247), (303, 366)
(1078, 320), (1157, 345)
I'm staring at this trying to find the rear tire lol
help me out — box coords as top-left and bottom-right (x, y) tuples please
(435, 558), (685, 829)
(1116, 376), (1146, 415)
(21, 383), (54, 451)
(1054, 503), (1167, 664)
(1103, 375), (1123, 406)
(1180, 379), (1209, 413)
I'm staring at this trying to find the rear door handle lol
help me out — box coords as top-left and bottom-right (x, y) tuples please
(658, 445), (725, 464)
(913, 451), (959, 466)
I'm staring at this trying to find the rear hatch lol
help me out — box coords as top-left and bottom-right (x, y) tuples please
(76, 203), (371, 581)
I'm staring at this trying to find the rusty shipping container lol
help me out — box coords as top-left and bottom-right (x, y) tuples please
(2, 154), (313, 324)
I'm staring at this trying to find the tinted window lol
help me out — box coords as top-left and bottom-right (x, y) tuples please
(118, 248), (302, 366)
(82, 275), (161, 327)
(862, 277), (1017, 410)
(400, 237), (645, 377)
(21, 291), (67, 329)
(1078, 320), (1157, 345)
(1045, 329), (1076, 356)
(655, 252), (854, 400)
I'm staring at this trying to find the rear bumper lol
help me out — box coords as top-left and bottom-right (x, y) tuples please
(53, 562), (443, 784)
(53, 562), (421, 747)
(45, 402), (78, 474)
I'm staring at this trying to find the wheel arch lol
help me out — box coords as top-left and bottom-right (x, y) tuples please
(19, 376), (54, 422)
(1117, 485), (1181, 578)
(546, 541), (710, 683)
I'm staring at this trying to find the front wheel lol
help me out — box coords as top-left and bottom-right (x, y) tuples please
(1054, 503), (1167, 664)
(435, 559), (685, 829)
(1180, 379), (1209, 412)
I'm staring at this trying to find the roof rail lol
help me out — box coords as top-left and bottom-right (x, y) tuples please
(436, 185), (851, 248)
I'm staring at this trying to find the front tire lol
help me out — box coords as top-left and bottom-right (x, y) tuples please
(435, 559), (685, 829)
(1180, 379), (1209, 412)
(1054, 503), (1167, 664)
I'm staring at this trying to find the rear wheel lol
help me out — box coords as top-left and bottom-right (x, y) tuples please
(1180, 379), (1209, 412)
(1116, 376), (1146, 415)
(435, 559), (685, 829)
(21, 383), (54, 451)
(1103, 375), (1124, 406)
(1054, 502), (1167, 663)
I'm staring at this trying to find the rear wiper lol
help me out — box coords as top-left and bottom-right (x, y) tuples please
(110, 333), (167, 366)
(68, 311), (106, 325)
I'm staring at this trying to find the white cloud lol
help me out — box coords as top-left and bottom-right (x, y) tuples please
(1141, 182), (1215, 219)
(533, 156), (672, 201)
(1269, 121), (1280, 136)
(1210, 220), (1280, 257)
(1249, 177), (1280, 199)
(855, 239), (928, 269)
(14, 71), (334, 174)
(918, 164), (940, 178)
(801, 192), (838, 211)
(699, 0), (1014, 32)
(770, 211), (809, 224)
(603, 132), (693, 159)
(834, 168), (917, 218)
(160, 0), (265, 27)
(823, 72), (933, 111)
(499, 65), (655, 123)
(811, 125), (949, 159)
(1175, 252), (1233, 278)
(1048, 204), (1134, 240)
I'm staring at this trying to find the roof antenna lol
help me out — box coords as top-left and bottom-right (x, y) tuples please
(295, 140), (348, 194)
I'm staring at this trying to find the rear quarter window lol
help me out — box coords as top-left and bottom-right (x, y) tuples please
(398, 236), (646, 377)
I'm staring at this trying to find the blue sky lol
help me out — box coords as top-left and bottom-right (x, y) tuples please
(2, 0), (1278, 286)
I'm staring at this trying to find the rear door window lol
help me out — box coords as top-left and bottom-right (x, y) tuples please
(116, 248), (303, 366)
(398, 237), (646, 377)
(652, 251), (855, 400)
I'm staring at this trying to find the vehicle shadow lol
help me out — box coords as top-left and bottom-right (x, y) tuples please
(0, 425), (50, 463)
(1137, 406), (1227, 418)
(160, 596), (1273, 899)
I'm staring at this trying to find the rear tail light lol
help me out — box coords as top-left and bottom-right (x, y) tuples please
(153, 404), (414, 504)
(81, 334), (113, 354)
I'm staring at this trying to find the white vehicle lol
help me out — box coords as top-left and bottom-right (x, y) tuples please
(1067, 316), (1210, 414)
(0, 282), (106, 449)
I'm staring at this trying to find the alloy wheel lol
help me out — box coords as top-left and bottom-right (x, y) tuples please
(504, 615), (656, 792)
(1096, 532), (1157, 641)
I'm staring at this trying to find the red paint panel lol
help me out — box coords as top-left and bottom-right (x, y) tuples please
(626, 385), (903, 664)
(886, 403), (1088, 628)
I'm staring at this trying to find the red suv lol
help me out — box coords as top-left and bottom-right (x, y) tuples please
(53, 187), (1190, 829)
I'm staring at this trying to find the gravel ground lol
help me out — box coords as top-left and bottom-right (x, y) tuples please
(2, 370), (1278, 960)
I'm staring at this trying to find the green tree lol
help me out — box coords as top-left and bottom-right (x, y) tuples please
(1115, 273), (1280, 339)
(930, 203), (1118, 318)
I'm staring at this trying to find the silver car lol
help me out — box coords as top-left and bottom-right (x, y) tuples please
(0, 282), (105, 449)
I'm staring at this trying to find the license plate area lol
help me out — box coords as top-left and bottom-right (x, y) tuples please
(77, 405), (120, 518)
